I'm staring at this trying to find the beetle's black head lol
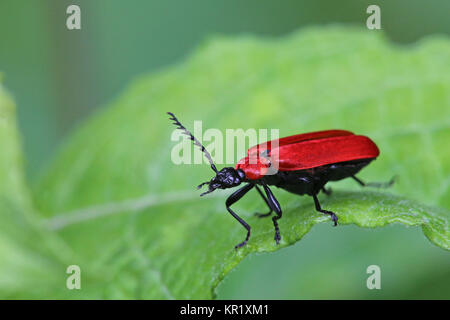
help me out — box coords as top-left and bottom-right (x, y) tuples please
(197, 167), (245, 196)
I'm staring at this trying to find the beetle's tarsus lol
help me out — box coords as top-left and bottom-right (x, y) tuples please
(274, 231), (281, 244)
(272, 216), (282, 245)
(331, 213), (338, 226)
(322, 209), (338, 226)
(352, 175), (397, 189)
(234, 228), (251, 250)
(387, 175), (398, 187)
(234, 236), (249, 250)
(254, 212), (272, 218)
(313, 194), (339, 226)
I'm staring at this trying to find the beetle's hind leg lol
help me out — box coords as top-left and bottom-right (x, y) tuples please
(352, 175), (396, 189)
(312, 194), (338, 226)
(253, 185), (273, 218)
(321, 186), (332, 196)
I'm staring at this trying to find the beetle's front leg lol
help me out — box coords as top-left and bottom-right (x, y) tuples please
(226, 183), (255, 249)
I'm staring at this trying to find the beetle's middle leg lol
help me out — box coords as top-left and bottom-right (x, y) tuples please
(312, 194), (338, 226)
(261, 182), (283, 244)
(253, 185), (273, 218)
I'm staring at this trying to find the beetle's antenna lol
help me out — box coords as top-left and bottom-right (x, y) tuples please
(167, 112), (218, 173)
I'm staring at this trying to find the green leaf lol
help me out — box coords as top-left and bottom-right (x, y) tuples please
(0, 83), (77, 298)
(33, 26), (449, 299)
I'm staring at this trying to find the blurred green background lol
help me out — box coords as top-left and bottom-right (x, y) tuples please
(0, 0), (449, 299)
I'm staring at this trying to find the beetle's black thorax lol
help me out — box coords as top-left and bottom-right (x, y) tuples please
(257, 159), (374, 196)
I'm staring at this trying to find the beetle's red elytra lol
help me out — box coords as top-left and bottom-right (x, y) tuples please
(236, 130), (380, 180)
(168, 113), (394, 249)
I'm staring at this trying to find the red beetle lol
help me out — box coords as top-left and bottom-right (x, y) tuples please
(168, 113), (393, 249)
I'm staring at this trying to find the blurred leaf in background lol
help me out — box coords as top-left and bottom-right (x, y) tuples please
(27, 27), (449, 299)
(0, 83), (74, 298)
